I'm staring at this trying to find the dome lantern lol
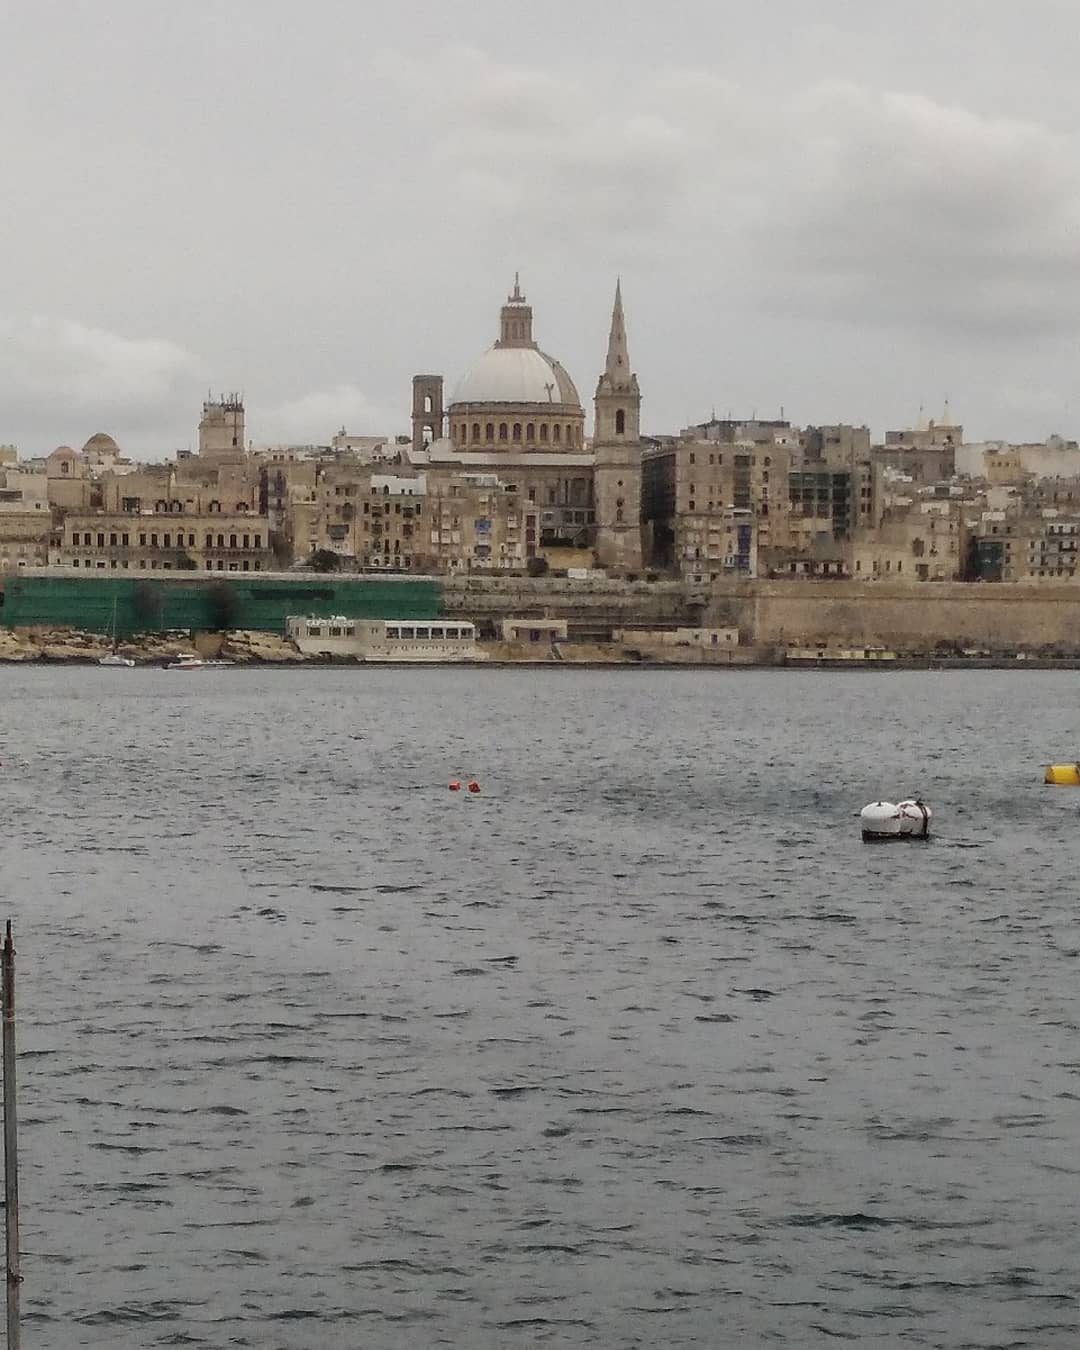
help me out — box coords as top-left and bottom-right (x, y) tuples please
(496, 272), (535, 350)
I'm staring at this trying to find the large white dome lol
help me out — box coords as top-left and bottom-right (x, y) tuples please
(450, 346), (581, 408)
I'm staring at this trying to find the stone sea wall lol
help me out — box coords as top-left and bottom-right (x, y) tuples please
(6, 576), (1080, 663)
(448, 576), (1080, 653)
(702, 580), (1080, 652)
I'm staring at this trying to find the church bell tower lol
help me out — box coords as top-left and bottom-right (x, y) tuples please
(592, 281), (643, 571)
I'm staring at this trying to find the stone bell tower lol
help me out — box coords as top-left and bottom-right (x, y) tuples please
(592, 281), (643, 571)
(411, 374), (444, 454)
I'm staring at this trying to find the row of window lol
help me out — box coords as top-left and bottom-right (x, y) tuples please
(69, 559), (263, 571)
(455, 421), (582, 447)
(687, 453), (774, 467)
(71, 530), (264, 549)
(142, 500), (250, 514)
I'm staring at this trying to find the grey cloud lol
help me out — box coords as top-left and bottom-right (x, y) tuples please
(0, 316), (203, 448)
(6, 1), (1080, 448)
(255, 385), (399, 445)
(754, 85), (1080, 333)
(387, 48), (698, 252)
(392, 50), (1080, 337)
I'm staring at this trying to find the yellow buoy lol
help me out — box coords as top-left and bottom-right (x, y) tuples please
(1045, 764), (1080, 786)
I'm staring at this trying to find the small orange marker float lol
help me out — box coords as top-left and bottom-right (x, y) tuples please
(466, 779), (480, 794)
(448, 779), (461, 791)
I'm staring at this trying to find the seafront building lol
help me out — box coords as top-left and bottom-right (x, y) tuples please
(4, 280), (1080, 603)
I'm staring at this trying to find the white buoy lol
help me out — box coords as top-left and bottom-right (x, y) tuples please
(860, 799), (932, 842)
(896, 799), (932, 838)
(860, 801), (902, 841)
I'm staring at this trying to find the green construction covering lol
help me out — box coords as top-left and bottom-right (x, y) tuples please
(0, 573), (444, 635)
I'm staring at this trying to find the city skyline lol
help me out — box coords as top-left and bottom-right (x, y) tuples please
(4, 0), (1080, 452)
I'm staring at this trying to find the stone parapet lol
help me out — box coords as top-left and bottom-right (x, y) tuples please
(700, 578), (1080, 652)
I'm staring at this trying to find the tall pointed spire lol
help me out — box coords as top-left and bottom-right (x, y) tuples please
(596, 279), (638, 402)
(605, 278), (629, 378)
(592, 279), (643, 573)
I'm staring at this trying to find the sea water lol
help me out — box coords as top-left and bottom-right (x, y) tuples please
(1, 666), (1078, 1348)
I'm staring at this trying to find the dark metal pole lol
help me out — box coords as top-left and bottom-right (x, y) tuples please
(3, 922), (20, 1349)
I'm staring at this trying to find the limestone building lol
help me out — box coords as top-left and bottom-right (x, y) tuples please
(199, 395), (246, 461)
(408, 278), (645, 570)
(54, 512), (273, 572)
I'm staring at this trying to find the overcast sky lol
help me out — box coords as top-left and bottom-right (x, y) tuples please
(4, 0), (1080, 455)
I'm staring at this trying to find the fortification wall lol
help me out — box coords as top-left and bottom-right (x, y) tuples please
(6, 568), (1080, 650)
(445, 575), (1080, 650)
(703, 580), (1080, 651)
(442, 576), (697, 625)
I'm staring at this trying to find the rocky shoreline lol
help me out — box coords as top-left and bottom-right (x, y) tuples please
(4, 626), (1079, 670)
(0, 627), (306, 665)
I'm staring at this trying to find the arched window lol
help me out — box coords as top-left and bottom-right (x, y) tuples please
(539, 424), (549, 442)
(170, 500), (182, 513)
(423, 394), (433, 413)
(209, 500), (221, 513)
(155, 500), (168, 513)
(512, 423), (522, 441)
(499, 423), (508, 441)
(217, 533), (225, 548)
(526, 423), (535, 441)
(205, 533), (213, 548)
(615, 409), (625, 435)
(485, 422), (494, 441)
(229, 534), (237, 548)
(163, 533), (171, 548)
(472, 423), (480, 443)
(236, 502), (248, 513)
(553, 424), (562, 444)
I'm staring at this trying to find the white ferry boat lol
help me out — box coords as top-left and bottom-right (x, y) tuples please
(165, 653), (236, 670)
(285, 615), (483, 662)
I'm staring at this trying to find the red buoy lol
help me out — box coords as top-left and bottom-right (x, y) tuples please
(449, 779), (461, 792)
(467, 779), (480, 794)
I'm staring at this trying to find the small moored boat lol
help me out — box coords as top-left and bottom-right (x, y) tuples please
(165, 653), (235, 670)
(98, 598), (135, 666)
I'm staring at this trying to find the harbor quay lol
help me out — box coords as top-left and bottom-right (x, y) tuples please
(2, 570), (1080, 666)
